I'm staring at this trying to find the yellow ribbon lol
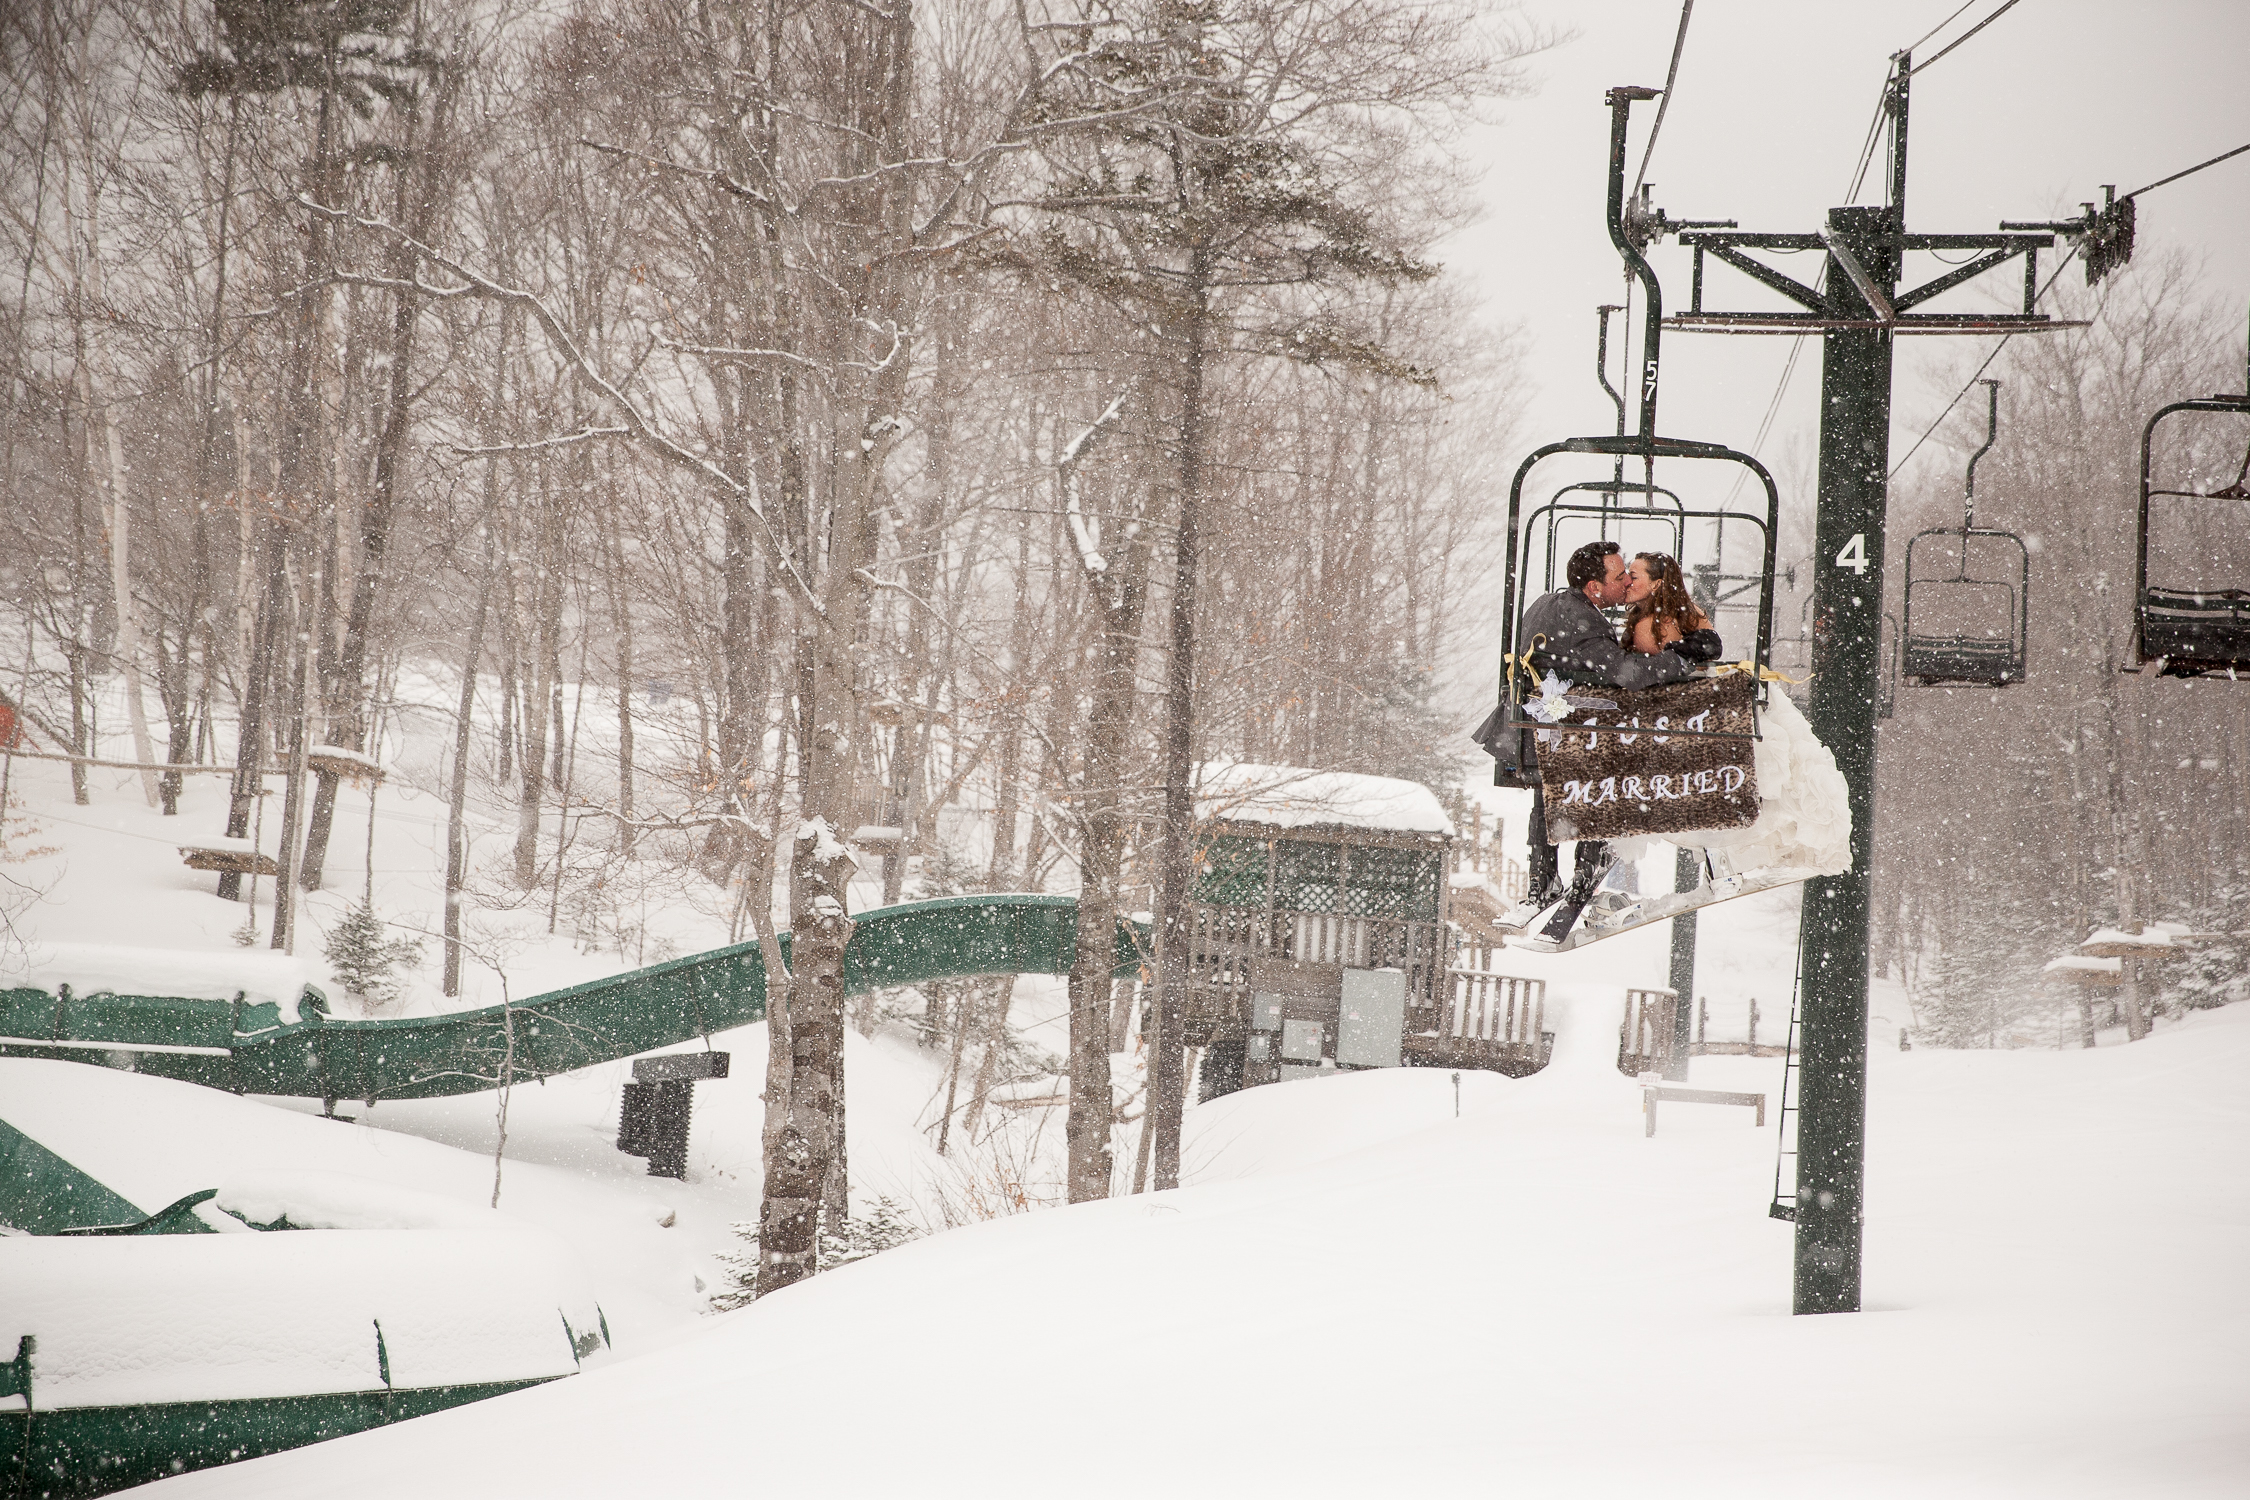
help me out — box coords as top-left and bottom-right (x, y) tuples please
(1503, 635), (1549, 696)
(1712, 658), (1809, 686)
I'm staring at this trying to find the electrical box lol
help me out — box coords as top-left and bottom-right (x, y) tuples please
(1279, 1017), (1325, 1062)
(1336, 969), (1406, 1068)
(1248, 993), (1285, 1032)
(1245, 1033), (1271, 1063)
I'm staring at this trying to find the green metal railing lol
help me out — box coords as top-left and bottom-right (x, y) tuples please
(0, 894), (1145, 1104)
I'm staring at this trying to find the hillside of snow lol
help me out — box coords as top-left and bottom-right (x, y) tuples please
(5, 695), (2244, 1497)
(132, 998), (2250, 1499)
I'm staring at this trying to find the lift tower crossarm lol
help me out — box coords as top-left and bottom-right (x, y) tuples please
(1674, 229), (2058, 323)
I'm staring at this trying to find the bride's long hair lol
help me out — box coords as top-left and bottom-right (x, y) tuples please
(1626, 552), (1706, 640)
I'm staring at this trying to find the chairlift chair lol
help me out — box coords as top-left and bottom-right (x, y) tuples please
(2132, 388), (2250, 678)
(1901, 381), (2030, 687)
(1491, 434), (1781, 789)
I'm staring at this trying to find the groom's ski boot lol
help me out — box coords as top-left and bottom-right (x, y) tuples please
(1512, 849), (1617, 953)
(1492, 881), (1566, 933)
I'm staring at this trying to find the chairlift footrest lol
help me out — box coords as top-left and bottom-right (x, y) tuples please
(1505, 864), (1816, 954)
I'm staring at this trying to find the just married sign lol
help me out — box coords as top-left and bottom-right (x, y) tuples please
(1530, 673), (1761, 843)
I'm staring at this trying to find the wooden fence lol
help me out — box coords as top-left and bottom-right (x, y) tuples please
(1402, 940), (1549, 1076)
(1617, 988), (1680, 1075)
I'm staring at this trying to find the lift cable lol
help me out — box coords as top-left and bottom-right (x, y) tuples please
(1842, 84), (1890, 203)
(1888, 242), (2081, 482)
(2124, 140), (2250, 201)
(1901, 0), (1984, 57)
(1905, 0), (2024, 77)
(1630, 1), (1696, 200)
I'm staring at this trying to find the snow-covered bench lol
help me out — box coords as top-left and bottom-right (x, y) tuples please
(1641, 1083), (1766, 1137)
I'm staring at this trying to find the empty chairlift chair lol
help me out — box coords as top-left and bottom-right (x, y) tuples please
(1902, 381), (2030, 687)
(2133, 386), (2250, 678)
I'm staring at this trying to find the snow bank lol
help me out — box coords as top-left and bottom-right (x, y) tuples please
(0, 1229), (603, 1409)
(215, 1171), (519, 1233)
(1197, 761), (1454, 836)
(1679, 688), (1852, 876)
(139, 1005), (2250, 1500)
(0, 942), (326, 1022)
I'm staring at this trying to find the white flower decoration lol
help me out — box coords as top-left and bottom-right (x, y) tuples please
(1525, 671), (1577, 724)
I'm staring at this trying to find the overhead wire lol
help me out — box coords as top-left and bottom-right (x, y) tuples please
(1887, 242), (2081, 482)
(1901, 0), (1983, 56)
(1726, 56), (1896, 503)
(1737, 0), (2029, 501)
(1905, 0), (2024, 76)
(2124, 140), (2250, 201)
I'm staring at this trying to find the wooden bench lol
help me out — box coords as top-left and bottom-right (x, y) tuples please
(1641, 1083), (1765, 1137)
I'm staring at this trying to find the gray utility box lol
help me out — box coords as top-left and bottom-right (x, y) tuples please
(1336, 968), (1406, 1068)
(1279, 1017), (1326, 1062)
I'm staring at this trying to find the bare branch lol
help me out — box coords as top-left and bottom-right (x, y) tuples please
(299, 197), (825, 621)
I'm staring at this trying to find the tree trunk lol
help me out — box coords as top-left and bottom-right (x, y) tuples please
(445, 519), (498, 997)
(1061, 393), (1145, 1203)
(602, 493), (636, 854)
(1151, 255), (1213, 1191)
(302, 64), (459, 889)
(65, 114), (158, 808)
(512, 489), (559, 887)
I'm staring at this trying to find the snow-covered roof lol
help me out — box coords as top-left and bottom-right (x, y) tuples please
(2078, 927), (2181, 956)
(1196, 762), (1453, 837)
(307, 743), (383, 774)
(2044, 954), (2121, 976)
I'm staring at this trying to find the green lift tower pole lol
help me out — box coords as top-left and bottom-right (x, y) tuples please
(1796, 199), (1897, 1312)
(1645, 52), (2083, 1313)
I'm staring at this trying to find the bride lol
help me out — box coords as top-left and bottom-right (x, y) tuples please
(1623, 551), (1719, 659)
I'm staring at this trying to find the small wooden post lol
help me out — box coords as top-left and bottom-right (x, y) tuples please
(1748, 997), (1760, 1050)
(1697, 995), (1707, 1048)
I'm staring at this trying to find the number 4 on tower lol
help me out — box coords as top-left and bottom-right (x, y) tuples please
(1834, 533), (1868, 575)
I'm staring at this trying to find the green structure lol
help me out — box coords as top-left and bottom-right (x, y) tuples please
(1, 895), (1145, 1498)
(0, 894), (1144, 1108)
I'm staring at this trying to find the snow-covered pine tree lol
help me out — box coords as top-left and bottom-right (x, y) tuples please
(323, 901), (425, 1008)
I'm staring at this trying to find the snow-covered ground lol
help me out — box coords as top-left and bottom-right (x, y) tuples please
(115, 998), (2250, 1499)
(5, 705), (2245, 1496)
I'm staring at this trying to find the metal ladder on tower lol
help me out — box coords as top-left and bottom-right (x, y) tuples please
(1768, 971), (1805, 1222)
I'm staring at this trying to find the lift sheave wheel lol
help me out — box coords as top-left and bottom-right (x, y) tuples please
(2134, 395), (2250, 678)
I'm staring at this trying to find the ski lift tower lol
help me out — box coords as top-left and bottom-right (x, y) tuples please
(1618, 56), (2089, 1313)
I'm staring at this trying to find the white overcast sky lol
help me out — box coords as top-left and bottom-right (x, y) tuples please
(1442, 0), (2250, 513)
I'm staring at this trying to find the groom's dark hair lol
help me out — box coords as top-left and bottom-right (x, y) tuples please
(1567, 540), (1622, 592)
